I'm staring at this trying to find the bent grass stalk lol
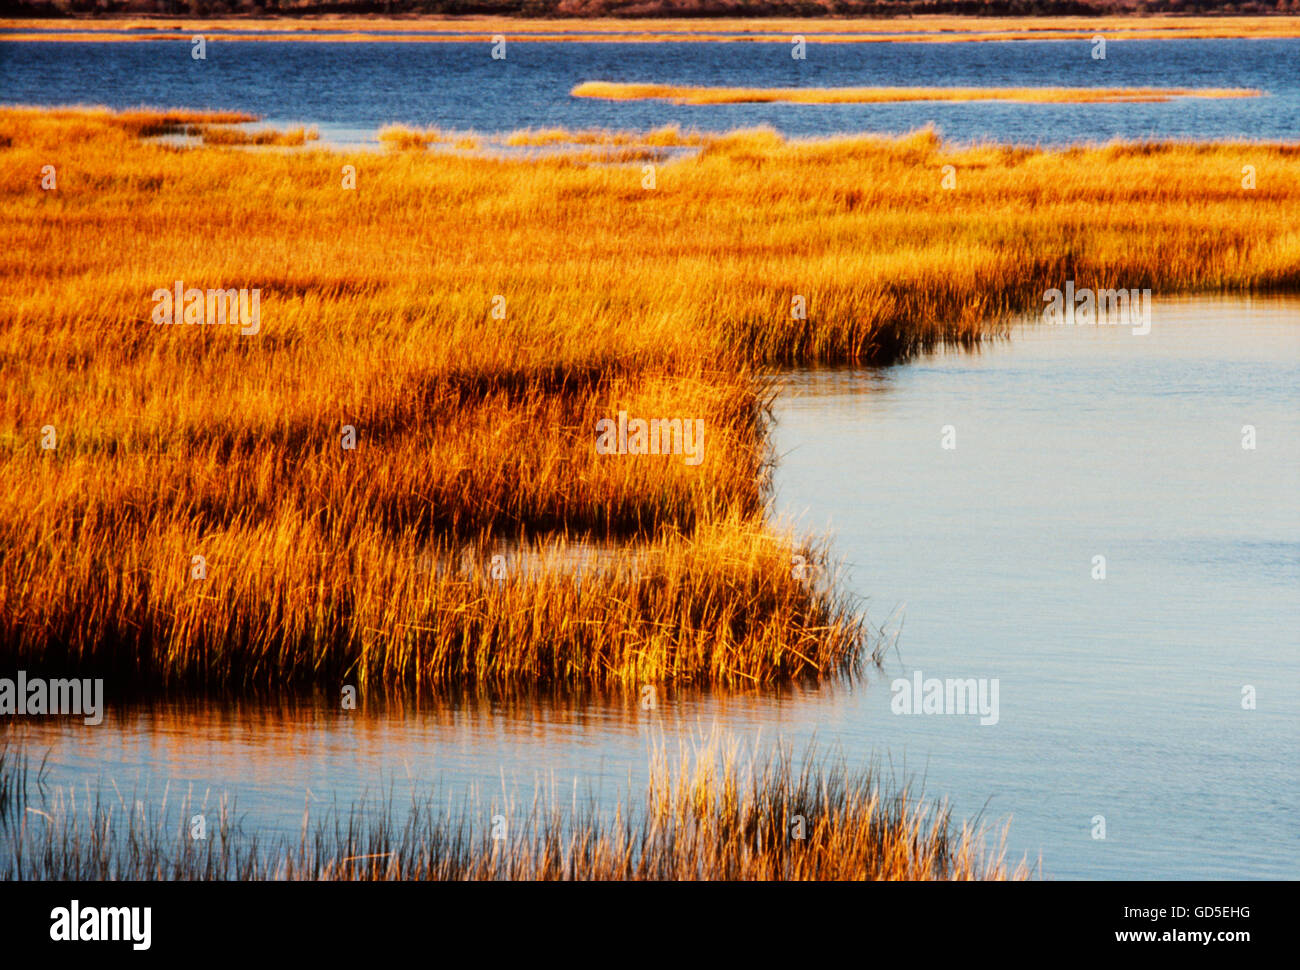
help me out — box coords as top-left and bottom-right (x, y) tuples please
(0, 743), (24, 821)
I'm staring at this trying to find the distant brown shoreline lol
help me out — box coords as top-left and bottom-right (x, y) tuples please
(2, 4), (1299, 23)
(3, 13), (1299, 44)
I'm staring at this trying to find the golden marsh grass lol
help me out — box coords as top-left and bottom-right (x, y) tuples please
(1, 739), (1028, 880)
(571, 81), (1265, 105)
(2, 106), (1298, 690)
(198, 125), (320, 147)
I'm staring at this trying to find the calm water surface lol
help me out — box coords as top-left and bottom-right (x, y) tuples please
(6, 298), (1297, 879)
(2, 38), (1298, 144)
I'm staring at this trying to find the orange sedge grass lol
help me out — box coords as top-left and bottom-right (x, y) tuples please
(2, 106), (1298, 690)
(571, 81), (1264, 105)
(1, 738), (1029, 880)
(199, 125), (320, 147)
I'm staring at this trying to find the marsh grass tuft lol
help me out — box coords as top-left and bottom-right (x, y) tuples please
(198, 125), (320, 147)
(0, 739), (1028, 880)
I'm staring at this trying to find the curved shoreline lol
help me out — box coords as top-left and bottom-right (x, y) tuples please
(2, 106), (1298, 693)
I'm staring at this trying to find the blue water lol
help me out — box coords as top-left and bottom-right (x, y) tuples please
(767, 298), (1300, 879)
(6, 299), (1298, 879)
(2, 38), (1298, 144)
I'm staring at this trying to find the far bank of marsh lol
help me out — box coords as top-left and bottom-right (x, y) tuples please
(571, 81), (1264, 104)
(4, 14), (1300, 45)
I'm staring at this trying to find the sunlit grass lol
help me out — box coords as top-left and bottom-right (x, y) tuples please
(377, 124), (479, 150)
(199, 125), (320, 147)
(572, 81), (1264, 105)
(1, 510), (867, 689)
(1, 738), (1028, 880)
(2, 106), (1298, 690)
(500, 124), (704, 147)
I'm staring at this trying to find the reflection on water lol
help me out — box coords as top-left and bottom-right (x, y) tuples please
(4, 296), (1298, 879)
(3, 682), (865, 847)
